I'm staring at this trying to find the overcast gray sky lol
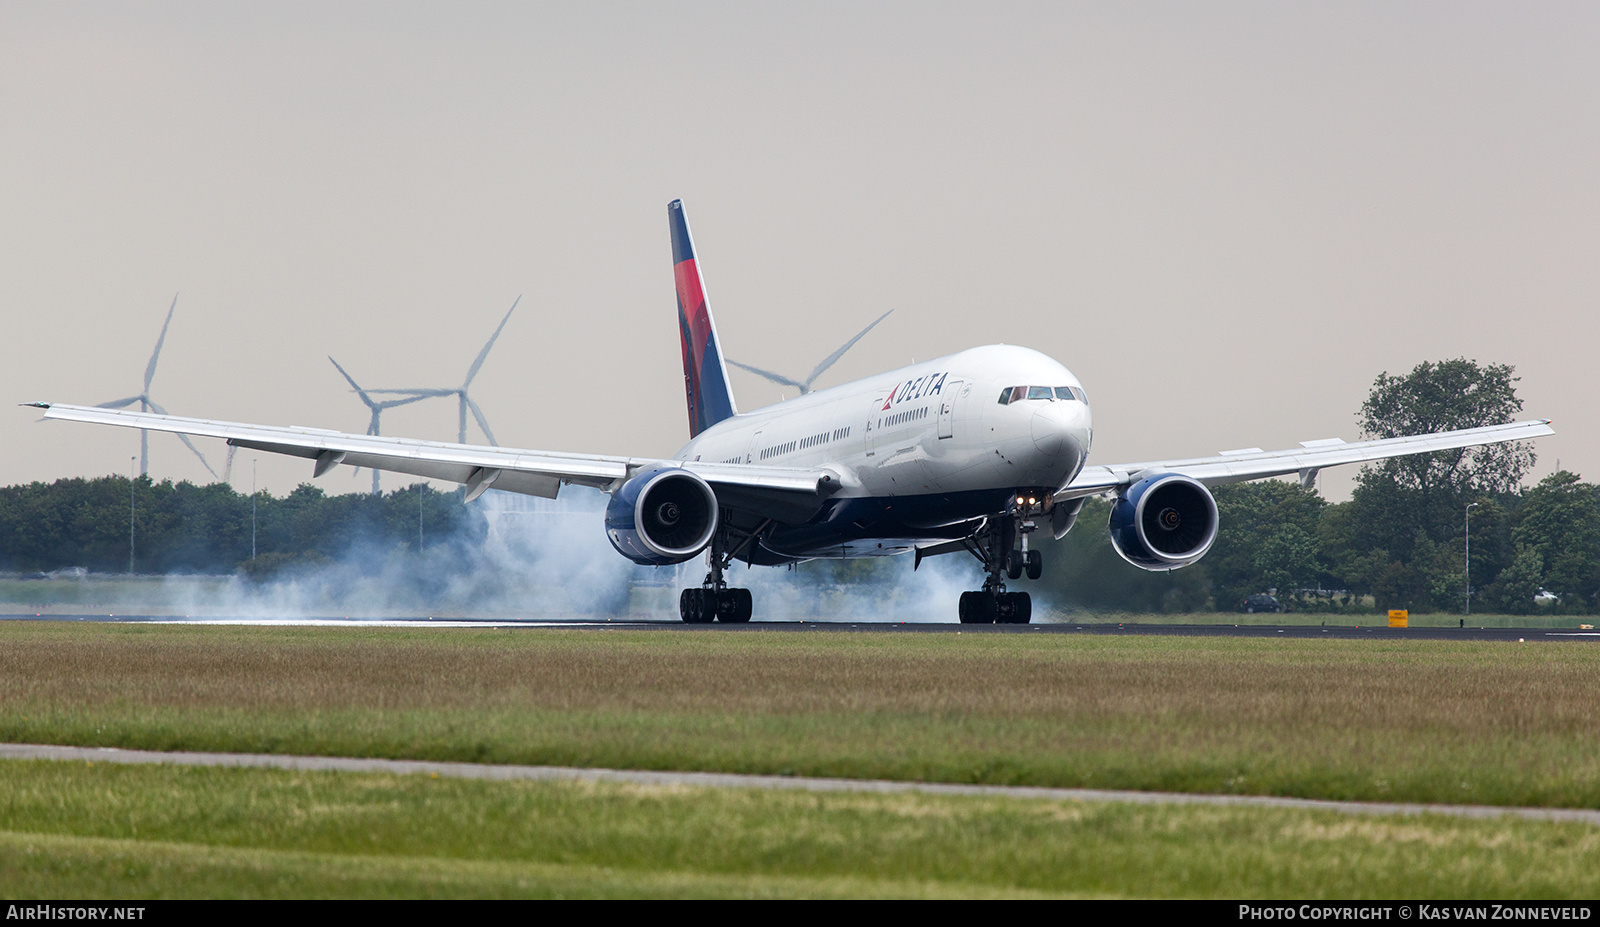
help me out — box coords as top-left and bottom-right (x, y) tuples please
(3, 2), (1595, 500)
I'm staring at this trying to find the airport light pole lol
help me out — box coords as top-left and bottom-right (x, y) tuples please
(129, 456), (137, 574)
(1465, 502), (1480, 617)
(251, 459), (257, 561)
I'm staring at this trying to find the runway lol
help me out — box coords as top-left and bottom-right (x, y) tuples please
(2, 613), (1593, 641)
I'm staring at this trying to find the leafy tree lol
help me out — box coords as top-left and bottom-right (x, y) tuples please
(1358, 359), (1535, 497)
(1510, 471), (1600, 608)
(1207, 481), (1324, 607)
(1038, 497), (1210, 614)
(1484, 544), (1545, 615)
(1256, 523), (1319, 599)
(1336, 359), (1536, 606)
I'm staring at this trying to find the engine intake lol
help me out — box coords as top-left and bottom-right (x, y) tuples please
(605, 466), (720, 565)
(1107, 473), (1218, 571)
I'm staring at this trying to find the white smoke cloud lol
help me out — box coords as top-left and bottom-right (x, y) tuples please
(119, 485), (1040, 623)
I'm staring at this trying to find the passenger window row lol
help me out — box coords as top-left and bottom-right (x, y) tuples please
(739, 425), (854, 465)
(881, 406), (929, 429)
(759, 440), (799, 461)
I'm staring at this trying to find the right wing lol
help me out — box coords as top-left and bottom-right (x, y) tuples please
(1056, 419), (1555, 500)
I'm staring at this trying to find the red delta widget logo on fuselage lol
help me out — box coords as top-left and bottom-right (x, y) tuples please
(881, 372), (951, 412)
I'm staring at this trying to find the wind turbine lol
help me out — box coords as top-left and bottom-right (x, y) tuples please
(94, 294), (216, 478)
(328, 356), (433, 494)
(369, 295), (520, 445)
(727, 309), (893, 396)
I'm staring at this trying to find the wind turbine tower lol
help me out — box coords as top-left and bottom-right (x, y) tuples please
(329, 357), (432, 494)
(371, 296), (521, 446)
(94, 294), (216, 479)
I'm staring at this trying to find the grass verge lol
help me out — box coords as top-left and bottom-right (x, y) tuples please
(2, 623), (1599, 808)
(2, 760), (1597, 899)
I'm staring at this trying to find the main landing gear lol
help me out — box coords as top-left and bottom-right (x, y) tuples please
(957, 501), (1045, 624)
(680, 585), (752, 623)
(679, 524), (757, 623)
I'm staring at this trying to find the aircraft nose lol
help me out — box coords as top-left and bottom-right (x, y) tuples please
(1030, 402), (1083, 461)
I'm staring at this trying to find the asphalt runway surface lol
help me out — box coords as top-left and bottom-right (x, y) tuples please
(2, 613), (1595, 642)
(6, 742), (1599, 826)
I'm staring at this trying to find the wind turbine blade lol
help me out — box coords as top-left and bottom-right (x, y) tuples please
(726, 360), (806, 391)
(147, 400), (217, 477)
(463, 295), (520, 388)
(329, 357), (380, 411)
(804, 309), (893, 388)
(466, 396), (497, 446)
(175, 433), (217, 478)
(144, 294), (178, 393)
(375, 394), (434, 411)
(96, 396), (145, 410)
(365, 388), (455, 398)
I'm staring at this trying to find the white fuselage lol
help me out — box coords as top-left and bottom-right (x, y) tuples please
(674, 344), (1093, 559)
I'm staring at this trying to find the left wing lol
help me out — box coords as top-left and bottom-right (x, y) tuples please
(1055, 419), (1555, 500)
(26, 404), (837, 518)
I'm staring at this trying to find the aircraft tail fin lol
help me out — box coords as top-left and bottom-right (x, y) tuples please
(669, 199), (738, 438)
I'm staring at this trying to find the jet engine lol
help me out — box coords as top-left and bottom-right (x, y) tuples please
(605, 466), (720, 565)
(1107, 473), (1219, 571)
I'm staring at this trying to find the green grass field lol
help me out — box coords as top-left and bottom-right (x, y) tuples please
(2, 760), (1597, 899)
(3, 621), (1598, 897)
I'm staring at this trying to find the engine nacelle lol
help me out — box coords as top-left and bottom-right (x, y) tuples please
(1107, 473), (1219, 571)
(605, 466), (720, 565)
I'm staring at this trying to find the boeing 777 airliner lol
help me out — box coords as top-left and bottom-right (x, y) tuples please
(29, 200), (1554, 623)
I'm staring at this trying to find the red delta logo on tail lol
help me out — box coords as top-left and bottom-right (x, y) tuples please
(669, 200), (737, 438)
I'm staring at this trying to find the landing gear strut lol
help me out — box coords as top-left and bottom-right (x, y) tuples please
(957, 511), (1033, 625)
(679, 524), (757, 624)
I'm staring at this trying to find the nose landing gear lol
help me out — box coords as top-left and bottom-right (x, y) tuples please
(958, 510), (1036, 625)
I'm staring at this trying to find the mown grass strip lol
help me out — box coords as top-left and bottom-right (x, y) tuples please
(1, 760), (1597, 899)
(3, 623), (1598, 807)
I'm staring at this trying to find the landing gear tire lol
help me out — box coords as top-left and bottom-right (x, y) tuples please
(1006, 551), (1024, 580)
(717, 588), (753, 623)
(958, 591), (997, 624)
(679, 588), (716, 624)
(1025, 549), (1042, 581)
(681, 587), (752, 623)
(997, 591), (1032, 624)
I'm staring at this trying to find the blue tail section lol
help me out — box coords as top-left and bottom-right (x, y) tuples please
(670, 200), (738, 438)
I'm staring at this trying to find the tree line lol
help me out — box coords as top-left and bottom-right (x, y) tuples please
(1037, 360), (1599, 615)
(0, 478), (476, 581)
(2, 360), (1594, 614)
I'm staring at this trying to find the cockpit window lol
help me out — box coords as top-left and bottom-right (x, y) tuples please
(999, 385), (1088, 405)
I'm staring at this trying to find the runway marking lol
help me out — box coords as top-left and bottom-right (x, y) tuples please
(4, 743), (1597, 826)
